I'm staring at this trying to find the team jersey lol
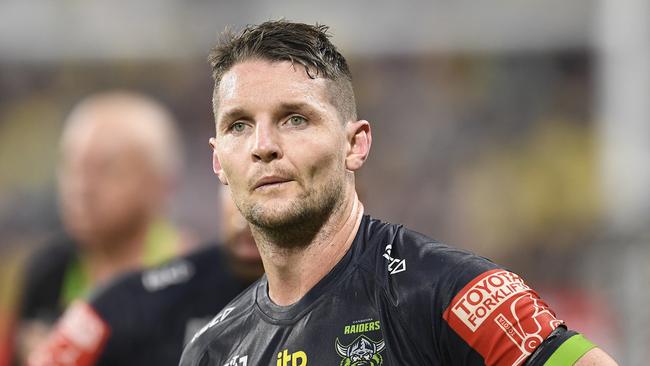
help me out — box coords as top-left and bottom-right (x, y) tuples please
(181, 215), (594, 366)
(19, 235), (78, 325)
(19, 220), (180, 326)
(28, 245), (251, 366)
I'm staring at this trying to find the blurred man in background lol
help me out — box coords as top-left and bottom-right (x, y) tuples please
(15, 91), (190, 363)
(26, 187), (263, 366)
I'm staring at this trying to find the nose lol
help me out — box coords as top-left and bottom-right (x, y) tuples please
(251, 122), (282, 162)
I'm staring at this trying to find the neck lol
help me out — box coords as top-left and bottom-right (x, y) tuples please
(80, 225), (149, 285)
(253, 190), (364, 306)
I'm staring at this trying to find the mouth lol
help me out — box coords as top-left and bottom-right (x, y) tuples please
(253, 176), (293, 191)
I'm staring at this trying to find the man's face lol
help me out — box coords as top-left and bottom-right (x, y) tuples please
(212, 60), (349, 230)
(58, 117), (162, 246)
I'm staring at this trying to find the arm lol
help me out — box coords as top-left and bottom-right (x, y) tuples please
(438, 264), (616, 366)
(575, 348), (618, 366)
(15, 243), (71, 364)
(530, 333), (618, 366)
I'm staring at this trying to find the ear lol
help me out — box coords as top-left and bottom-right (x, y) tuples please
(345, 120), (372, 171)
(209, 137), (229, 185)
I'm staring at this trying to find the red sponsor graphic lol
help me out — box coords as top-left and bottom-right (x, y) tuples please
(27, 301), (110, 366)
(443, 269), (562, 366)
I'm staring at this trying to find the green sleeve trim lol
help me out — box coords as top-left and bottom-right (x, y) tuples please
(544, 334), (597, 366)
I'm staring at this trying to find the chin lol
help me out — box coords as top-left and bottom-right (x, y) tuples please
(239, 178), (344, 231)
(243, 198), (305, 228)
(249, 208), (298, 228)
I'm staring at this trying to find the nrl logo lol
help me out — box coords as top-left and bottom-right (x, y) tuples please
(383, 244), (406, 275)
(335, 334), (385, 366)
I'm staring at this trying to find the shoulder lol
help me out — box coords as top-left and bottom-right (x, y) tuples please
(181, 280), (259, 365)
(188, 281), (258, 343)
(90, 244), (227, 316)
(140, 243), (227, 293)
(23, 235), (77, 278)
(359, 216), (499, 295)
(356, 217), (504, 342)
(361, 218), (569, 365)
(21, 235), (78, 292)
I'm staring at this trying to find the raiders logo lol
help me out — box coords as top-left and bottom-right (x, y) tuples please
(335, 334), (385, 366)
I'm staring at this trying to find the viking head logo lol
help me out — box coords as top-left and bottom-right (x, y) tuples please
(335, 335), (385, 366)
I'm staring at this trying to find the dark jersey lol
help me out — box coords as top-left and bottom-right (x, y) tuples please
(28, 245), (251, 366)
(19, 221), (180, 326)
(181, 215), (575, 366)
(19, 235), (78, 324)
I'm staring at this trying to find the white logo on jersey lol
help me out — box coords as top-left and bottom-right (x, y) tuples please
(383, 244), (406, 275)
(142, 260), (194, 292)
(224, 354), (248, 366)
(189, 307), (235, 344)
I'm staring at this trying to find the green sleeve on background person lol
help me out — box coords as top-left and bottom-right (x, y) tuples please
(544, 334), (597, 366)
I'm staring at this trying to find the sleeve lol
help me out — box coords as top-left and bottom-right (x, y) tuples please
(438, 256), (566, 366)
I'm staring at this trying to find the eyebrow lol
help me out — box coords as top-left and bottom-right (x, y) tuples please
(217, 107), (247, 129)
(278, 101), (312, 111)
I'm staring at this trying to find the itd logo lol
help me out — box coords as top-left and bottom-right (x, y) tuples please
(276, 349), (307, 366)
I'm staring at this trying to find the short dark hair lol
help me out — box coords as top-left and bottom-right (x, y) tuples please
(208, 20), (357, 121)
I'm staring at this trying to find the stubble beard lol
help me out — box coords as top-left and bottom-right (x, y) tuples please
(238, 172), (346, 249)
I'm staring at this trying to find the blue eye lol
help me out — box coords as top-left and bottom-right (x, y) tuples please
(288, 116), (307, 126)
(231, 122), (247, 133)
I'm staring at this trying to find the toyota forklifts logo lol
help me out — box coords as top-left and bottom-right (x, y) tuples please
(450, 270), (530, 331)
(443, 269), (562, 366)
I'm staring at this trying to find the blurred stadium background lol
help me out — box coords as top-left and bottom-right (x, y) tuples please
(1, 0), (648, 364)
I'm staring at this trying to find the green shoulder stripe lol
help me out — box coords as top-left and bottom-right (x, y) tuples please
(544, 334), (597, 366)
